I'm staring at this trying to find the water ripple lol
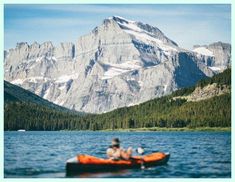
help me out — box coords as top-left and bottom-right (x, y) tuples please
(4, 131), (231, 178)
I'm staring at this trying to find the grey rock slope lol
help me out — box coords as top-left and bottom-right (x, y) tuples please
(4, 16), (231, 113)
(193, 41), (231, 72)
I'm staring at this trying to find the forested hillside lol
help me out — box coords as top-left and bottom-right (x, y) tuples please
(5, 81), (71, 111)
(4, 69), (231, 131)
(4, 81), (84, 130)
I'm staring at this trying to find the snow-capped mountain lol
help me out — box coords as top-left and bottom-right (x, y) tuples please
(4, 16), (231, 113)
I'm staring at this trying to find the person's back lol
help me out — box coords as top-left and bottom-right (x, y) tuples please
(106, 138), (132, 160)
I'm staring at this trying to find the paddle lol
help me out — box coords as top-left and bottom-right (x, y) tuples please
(136, 147), (145, 169)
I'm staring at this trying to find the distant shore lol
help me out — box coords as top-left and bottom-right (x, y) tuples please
(5, 127), (231, 132)
(101, 127), (231, 132)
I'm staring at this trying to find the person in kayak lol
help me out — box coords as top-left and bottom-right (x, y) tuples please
(106, 138), (132, 160)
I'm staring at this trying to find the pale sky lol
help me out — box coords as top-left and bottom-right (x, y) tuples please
(4, 4), (231, 50)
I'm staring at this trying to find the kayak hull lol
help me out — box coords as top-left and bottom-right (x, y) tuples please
(66, 152), (170, 175)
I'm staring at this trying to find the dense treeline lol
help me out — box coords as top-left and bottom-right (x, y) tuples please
(4, 102), (87, 130)
(4, 68), (231, 131)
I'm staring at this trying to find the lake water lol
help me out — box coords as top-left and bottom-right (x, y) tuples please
(4, 131), (231, 178)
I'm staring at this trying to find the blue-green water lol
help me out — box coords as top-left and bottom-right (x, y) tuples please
(4, 131), (231, 178)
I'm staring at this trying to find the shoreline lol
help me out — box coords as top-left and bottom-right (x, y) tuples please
(5, 127), (231, 132)
(100, 127), (231, 132)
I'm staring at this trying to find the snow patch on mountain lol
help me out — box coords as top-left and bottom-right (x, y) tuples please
(111, 16), (178, 52)
(11, 74), (78, 85)
(101, 60), (142, 80)
(55, 73), (79, 83)
(193, 47), (214, 57)
(209, 66), (222, 71)
(124, 29), (177, 52)
(11, 77), (48, 85)
(11, 79), (25, 85)
(43, 87), (51, 99)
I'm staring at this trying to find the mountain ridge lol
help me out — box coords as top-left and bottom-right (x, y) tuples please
(4, 16), (231, 113)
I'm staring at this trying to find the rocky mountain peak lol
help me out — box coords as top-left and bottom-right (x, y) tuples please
(4, 16), (231, 113)
(16, 42), (29, 49)
(108, 15), (178, 47)
(109, 15), (135, 24)
(4, 50), (8, 60)
(31, 41), (40, 46)
(55, 42), (75, 59)
(209, 41), (231, 50)
(193, 41), (231, 71)
(40, 41), (54, 51)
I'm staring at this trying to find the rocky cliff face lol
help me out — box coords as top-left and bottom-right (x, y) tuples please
(173, 83), (230, 102)
(193, 41), (231, 72)
(4, 16), (231, 113)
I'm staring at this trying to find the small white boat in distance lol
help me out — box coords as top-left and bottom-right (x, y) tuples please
(17, 129), (26, 132)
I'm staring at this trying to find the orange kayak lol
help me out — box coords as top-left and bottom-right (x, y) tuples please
(66, 152), (170, 175)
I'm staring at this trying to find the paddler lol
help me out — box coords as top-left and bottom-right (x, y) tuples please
(106, 138), (132, 160)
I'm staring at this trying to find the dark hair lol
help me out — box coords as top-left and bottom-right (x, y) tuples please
(112, 138), (120, 143)
(112, 144), (120, 148)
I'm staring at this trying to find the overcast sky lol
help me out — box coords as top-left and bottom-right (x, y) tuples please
(4, 4), (231, 50)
